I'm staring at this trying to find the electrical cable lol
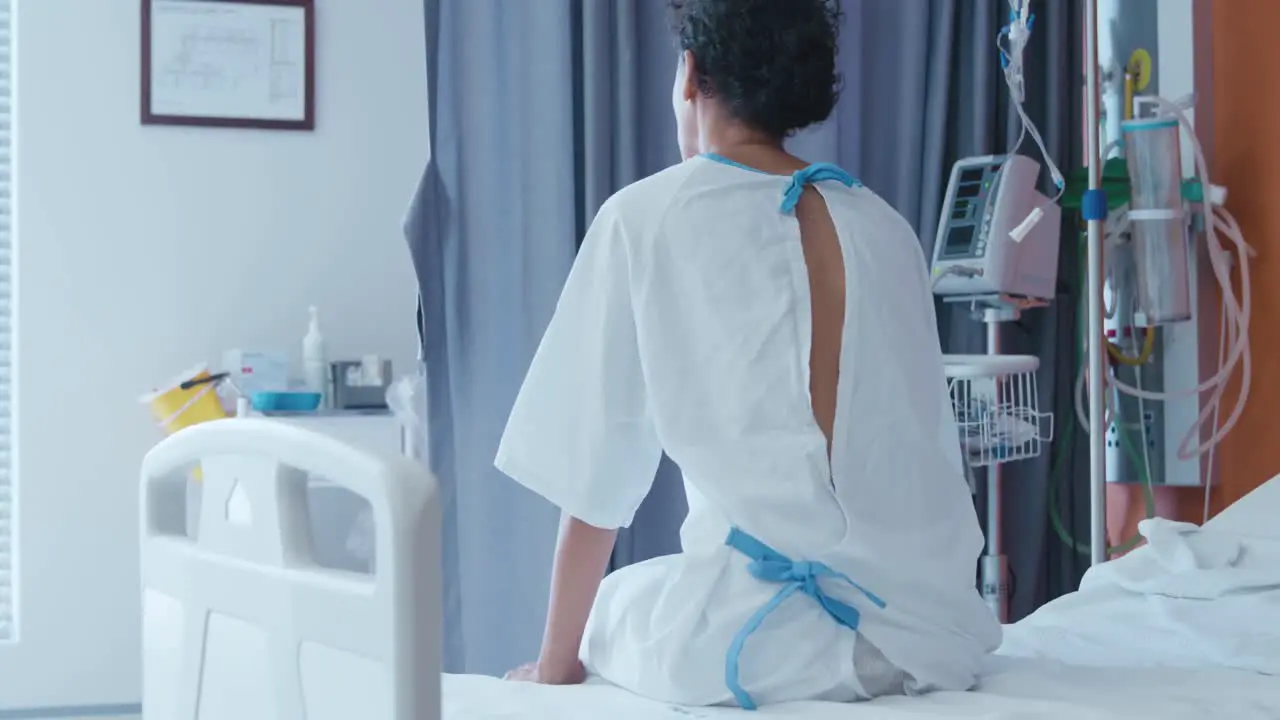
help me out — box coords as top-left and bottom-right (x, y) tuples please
(1203, 282), (1230, 523)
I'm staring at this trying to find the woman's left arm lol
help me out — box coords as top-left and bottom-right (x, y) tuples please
(503, 515), (615, 684)
(528, 514), (617, 683)
(495, 197), (662, 683)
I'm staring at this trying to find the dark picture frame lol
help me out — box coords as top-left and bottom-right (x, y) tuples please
(141, 0), (316, 131)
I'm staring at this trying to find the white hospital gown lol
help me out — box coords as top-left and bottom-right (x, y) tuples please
(496, 154), (1001, 707)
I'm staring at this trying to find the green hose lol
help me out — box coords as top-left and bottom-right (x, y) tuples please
(1047, 413), (1154, 556)
(1046, 232), (1156, 557)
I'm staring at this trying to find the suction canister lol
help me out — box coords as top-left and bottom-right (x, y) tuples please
(1122, 117), (1192, 326)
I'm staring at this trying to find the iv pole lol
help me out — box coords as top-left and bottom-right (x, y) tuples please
(1083, 0), (1109, 566)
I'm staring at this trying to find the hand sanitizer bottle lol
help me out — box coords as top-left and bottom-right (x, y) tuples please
(303, 306), (328, 406)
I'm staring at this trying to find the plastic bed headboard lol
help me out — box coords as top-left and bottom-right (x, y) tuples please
(140, 418), (441, 720)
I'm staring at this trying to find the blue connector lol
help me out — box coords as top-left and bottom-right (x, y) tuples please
(1081, 188), (1108, 221)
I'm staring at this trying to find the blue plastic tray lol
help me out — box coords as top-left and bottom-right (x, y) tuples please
(251, 391), (322, 413)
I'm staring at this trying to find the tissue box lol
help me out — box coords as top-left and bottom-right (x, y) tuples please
(330, 359), (392, 410)
(222, 350), (290, 397)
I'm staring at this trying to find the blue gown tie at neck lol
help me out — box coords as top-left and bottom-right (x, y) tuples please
(722, 528), (886, 710)
(780, 163), (860, 213)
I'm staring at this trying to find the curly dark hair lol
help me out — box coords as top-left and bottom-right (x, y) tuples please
(669, 0), (843, 139)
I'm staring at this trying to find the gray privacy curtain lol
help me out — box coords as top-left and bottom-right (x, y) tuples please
(406, 0), (580, 676)
(406, 0), (1089, 677)
(404, 0), (684, 676)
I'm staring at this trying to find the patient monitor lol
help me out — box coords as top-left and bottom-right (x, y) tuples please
(930, 154), (1062, 302)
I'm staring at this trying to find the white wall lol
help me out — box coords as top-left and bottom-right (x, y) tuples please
(4, 0), (427, 709)
(1155, 0), (1205, 490)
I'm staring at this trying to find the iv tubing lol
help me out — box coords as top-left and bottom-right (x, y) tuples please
(1084, 0), (1108, 567)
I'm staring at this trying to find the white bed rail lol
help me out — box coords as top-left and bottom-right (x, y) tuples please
(140, 418), (441, 720)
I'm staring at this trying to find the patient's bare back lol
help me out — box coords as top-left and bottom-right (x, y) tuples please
(795, 186), (844, 456)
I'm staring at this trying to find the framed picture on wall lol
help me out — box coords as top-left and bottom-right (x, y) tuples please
(141, 0), (316, 131)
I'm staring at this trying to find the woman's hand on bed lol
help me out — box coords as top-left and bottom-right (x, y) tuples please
(503, 515), (610, 686)
(503, 662), (540, 682)
(503, 659), (587, 685)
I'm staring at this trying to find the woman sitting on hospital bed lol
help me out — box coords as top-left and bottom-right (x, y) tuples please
(494, 0), (1001, 709)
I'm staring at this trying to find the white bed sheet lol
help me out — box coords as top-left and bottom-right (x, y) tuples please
(444, 660), (1280, 719)
(443, 474), (1280, 720)
(1000, 475), (1280, 674)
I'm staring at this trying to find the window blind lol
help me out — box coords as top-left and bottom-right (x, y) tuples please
(0, 0), (13, 644)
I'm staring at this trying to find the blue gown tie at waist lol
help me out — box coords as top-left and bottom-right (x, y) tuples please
(722, 527), (886, 711)
(779, 163), (861, 213)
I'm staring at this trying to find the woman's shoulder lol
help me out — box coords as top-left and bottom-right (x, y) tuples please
(591, 160), (717, 247)
(603, 159), (705, 215)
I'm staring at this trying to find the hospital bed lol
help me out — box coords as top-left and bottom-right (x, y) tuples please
(140, 419), (441, 720)
(140, 420), (1280, 719)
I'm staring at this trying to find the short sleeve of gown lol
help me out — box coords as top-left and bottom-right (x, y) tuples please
(495, 199), (663, 530)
